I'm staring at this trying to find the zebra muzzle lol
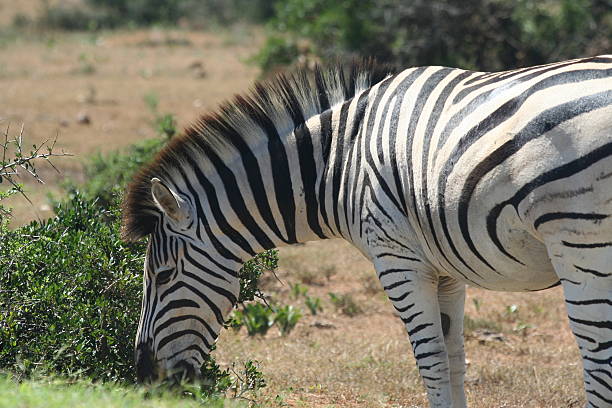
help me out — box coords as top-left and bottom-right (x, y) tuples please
(135, 341), (159, 383)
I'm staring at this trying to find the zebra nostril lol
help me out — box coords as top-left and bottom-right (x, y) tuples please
(135, 342), (157, 383)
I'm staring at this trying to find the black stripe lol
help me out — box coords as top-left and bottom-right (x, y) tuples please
(452, 57), (608, 104)
(330, 101), (351, 234)
(562, 240), (612, 249)
(159, 280), (225, 325)
(183, 249), (232, 282)
(376, 252), (421, 262)
(589, 342), (612, 353)
(188, 243), (237, 278)
(415, 350), (443, 360)
(378, 268), (407, 278)
(412, 336), (437, 352)
(242, 91), (297, 243)
(569, 316), (612, 329)
(388, 67), (428, 216)
(574, 265), (610, 278)
(341, 93), (370, 238)
(405, 68), (459, 267)
(393, 302), (415, 313)
(420, 70), (473, 276)
(187, 141), (270, 253)
(408, 323), (434, 336)
(566, 298), (612, 307)
(154, 314), (215, 339)
(294, 123), (327, 239)
(175, 163), (242, 262)
(383, 279), (412, 292)
(206, 116), (289, 244)
(157, 329), (211, 352)
(154, 299), (199, 322)
(318, 109), (334, 232)
(165, 344), (208, 362)
(387, 290), (412, 302)
(534, 212), (608, 229)
(488, 138), (612, 265)
(401, 311), (423, 324)
(183, 269), (237, 305)
(360, 76), (406, 217)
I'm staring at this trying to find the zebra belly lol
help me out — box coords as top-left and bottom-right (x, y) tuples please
(466, 210), (558, 291)
(439, 205), (559, 292)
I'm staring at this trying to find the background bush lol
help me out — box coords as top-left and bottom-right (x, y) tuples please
(35, 0), (610, 71)
(256, 0), (612, 72)
(39, 0), (275, 30)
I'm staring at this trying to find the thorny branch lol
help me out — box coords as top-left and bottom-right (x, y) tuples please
(0, 123), (72, 218)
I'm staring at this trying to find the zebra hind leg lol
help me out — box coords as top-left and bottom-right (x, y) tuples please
(544, 239), (612, 408)
(438, 276), (467, 408)
(376, 259), (464, 408)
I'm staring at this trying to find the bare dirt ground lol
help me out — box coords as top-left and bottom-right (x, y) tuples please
(1, 23), (260, 225)
(0, 4), (585, 406)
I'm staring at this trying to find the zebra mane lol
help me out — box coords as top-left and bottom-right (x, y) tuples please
(121, 60), (395, 242)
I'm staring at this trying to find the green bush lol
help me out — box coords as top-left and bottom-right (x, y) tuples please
(289, 282), (308, 300)
(272, 305), (301, 336)
(256, 0), (612, 72)
(231, 303), (274, 336)
(37, 4), (117, 31)
(328, 292), (362, 317)
(0, 194), (145, 381)
(304, 296), (322, 316)
(38, 0), (276, 30)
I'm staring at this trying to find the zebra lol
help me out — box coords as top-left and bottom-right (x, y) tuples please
(122, 56), (612, 407)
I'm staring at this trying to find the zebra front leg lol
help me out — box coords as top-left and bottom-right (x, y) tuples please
(545, 241), (612, 407)
(438, 276), (467, 408)
(376, 263), (457, 407)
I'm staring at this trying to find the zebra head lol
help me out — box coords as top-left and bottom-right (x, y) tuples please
(134, 178), (240, 383)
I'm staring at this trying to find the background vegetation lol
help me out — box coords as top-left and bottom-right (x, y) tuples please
(28, 0), (611, 71)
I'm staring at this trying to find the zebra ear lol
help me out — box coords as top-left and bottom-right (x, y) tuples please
(150, 178), (192, 228)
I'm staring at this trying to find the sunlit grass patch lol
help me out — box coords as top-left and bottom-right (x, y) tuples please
(0, 374), (242, 408)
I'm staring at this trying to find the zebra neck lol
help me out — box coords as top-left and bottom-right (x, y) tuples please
(183, 98), (366, 260)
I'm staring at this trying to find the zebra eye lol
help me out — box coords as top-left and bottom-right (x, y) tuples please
(156, 268), (174, 286)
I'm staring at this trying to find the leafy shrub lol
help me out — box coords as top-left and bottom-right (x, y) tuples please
(272, 305), (301, 336)
(0, 194), (145, 381)
(256, 0), (612, 72)
(328, 292), (362, 317)
(304, 296), (322, 315)
(289, 282), (308, 299)
(237, 250), (278, 303)
(231, 303), (274, 336)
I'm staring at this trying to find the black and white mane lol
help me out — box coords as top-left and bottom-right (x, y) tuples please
(122, 60), (394, 241)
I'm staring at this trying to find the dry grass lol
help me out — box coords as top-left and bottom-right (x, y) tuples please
(1, 7), (585, 406)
